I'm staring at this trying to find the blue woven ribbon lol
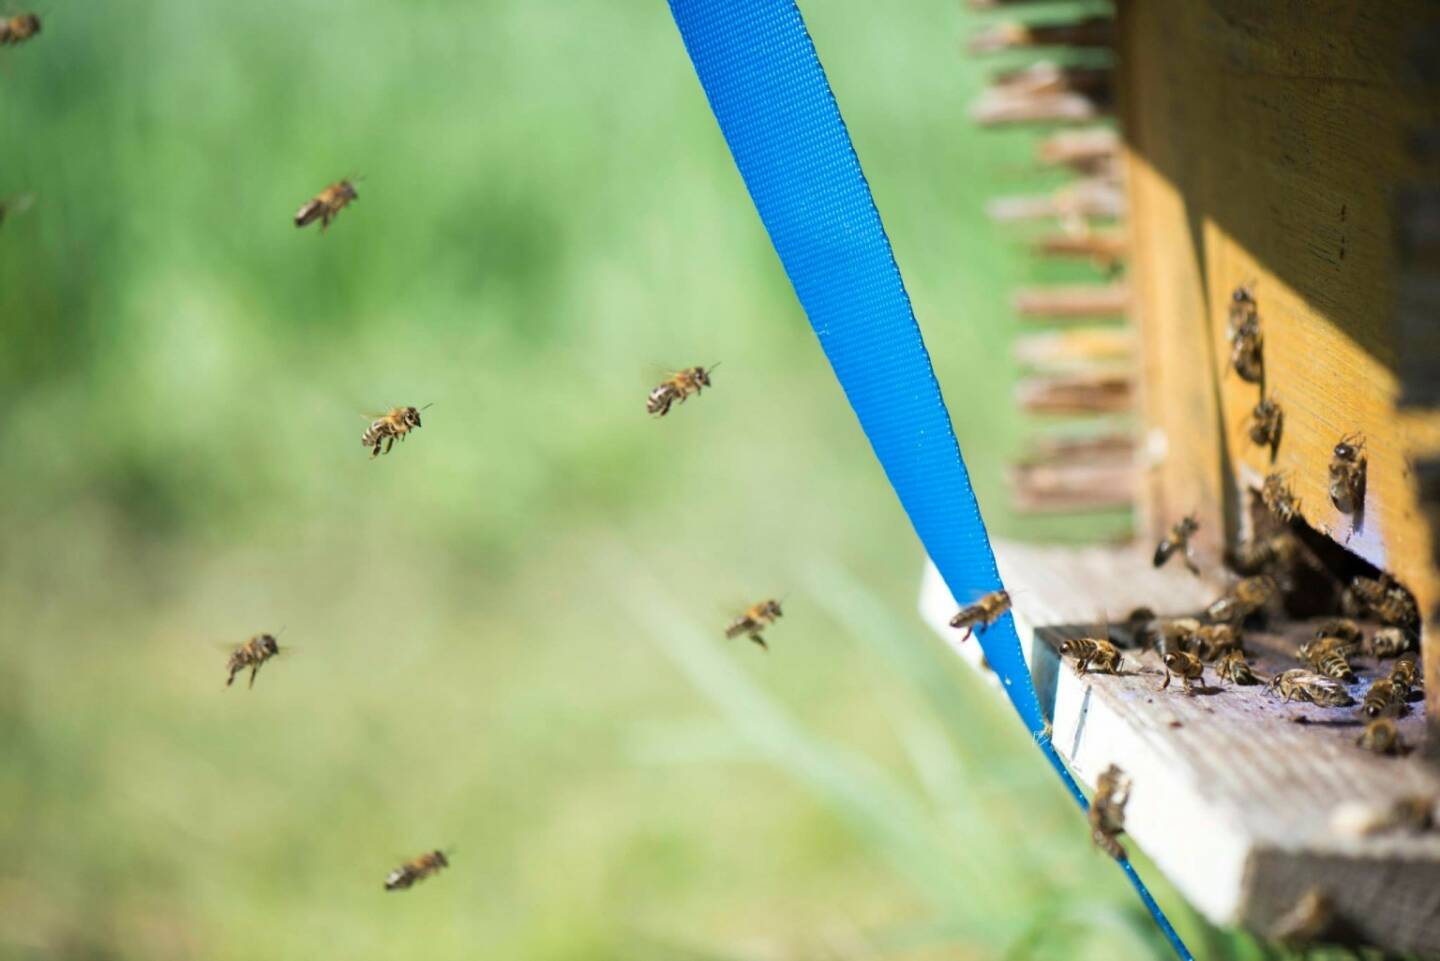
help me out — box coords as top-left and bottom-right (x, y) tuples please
(666, 1), (1191, 956)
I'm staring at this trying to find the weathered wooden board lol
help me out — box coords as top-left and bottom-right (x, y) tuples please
(920, 543), (1440, 951)
(1115, 0), (1440, 731)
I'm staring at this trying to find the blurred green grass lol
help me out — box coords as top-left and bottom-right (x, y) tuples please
(0, 1), (1296, 959)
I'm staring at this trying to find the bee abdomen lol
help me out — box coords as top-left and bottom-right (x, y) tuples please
(295, 200), (324, 228)
(384, 868), (413, 891)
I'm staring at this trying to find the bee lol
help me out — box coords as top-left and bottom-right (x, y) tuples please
(1205, 575), (1277, 622)
(294, 178), (359, 231)
(1156, 617), (1201, 656)
(1355, 717), (1407, 756)
(1267, 669), (1353, 707)
(1227, 531), (1299, 575)
(1122, 606), (1157, 649)
(1343, 573), (1420, 631)
(1059, 633), (1123, 675)
(948, 589), (1011, 642)
(362, 404), (430, 458)
(225, 633), (281, 689)
(1261, 472), (1301, 522)
(1271, 888), (1332, 945)
(1361, 678), (1404, 719)
(646, 365), (716, 417)
(1193, 623), (1241, 661)
(1390, 653), (1422, 697)
(1246, 398), (1283, 456)
(384, 849), (450, 891)
(1226, 285), (1264, 384)
(1152, 515), (1199, 574)
(0, 13), (40, 46)
(1328, 434), (1366, 515)
(1333, 795), (1436, 835)
(724, 599), (782, 650)
(1159, 650), (1204, 694)
(1298, 636), (1356, 683)
(1215, 649), (1259, 685)
(1315, 617), (1363, 646)
(1088, 764), (1131, 861)
(1370, 626), (1417, 660)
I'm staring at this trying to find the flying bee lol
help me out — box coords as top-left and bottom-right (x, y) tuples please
(1245, 398), (1282, 458)
(384, 849), (450, 891)
(1261, 472), (1301, 522)
(1227, 531), (1299, 575)
(1268, 669), (1353, 707)
(1361, 678), (1404, 719)
(1194, 623), (1241, 661)
(1156, 617), (1201, 656)
(1390, 653), (1422, 697)
(1370, 626), (1417, 660)
(646, 365), (716, 417)
(1059, 632), (1122, 676)
(1152, 514), (1199, 574)
(362, 404), (431, 457)
(1298, 636), (1356, 683)
(1355, 717), (1407, 756)
(1159, 650), (1204, 694)
(1226, 285), (1264, 384)
(1205, 575), (1277, 622)
(948, 589), (1011, 642)
(1215, 649), (1259, 685)
(294, 178), (359, 231)
(1088, 764), (1131, 861)
(0, 13), (40, 46)
(724, 599), (782, 650)
(1327, 433), (1366, 516)
(1343, 573), (1420, 632)
(224, 633), (281, 689)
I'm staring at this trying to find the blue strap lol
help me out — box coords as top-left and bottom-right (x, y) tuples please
(666, 2), (1191, 957)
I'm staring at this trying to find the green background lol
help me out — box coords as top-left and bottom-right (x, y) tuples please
(0, 1), (1317, 958)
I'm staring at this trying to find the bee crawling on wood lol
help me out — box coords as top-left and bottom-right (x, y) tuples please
(295, 178), (359, 231)
(1193, 623), (1241, 661)
(1268, 669), (1353, 707)
(1122, 606), (1158, 649)
(1390, 653), (1422, 698)
(1059, 632), (1123, 676)
(1246, 398), (1283, 457)
(1155, 617), (1201, 656)
(1355, 717), (1408, 756)
(1088, 764), (1131, 861)
(1361, 678), (1405, 719)
(1327, 433), (1367, 516)
(385, 849), (451, 891)
(647, 365), (716, 417)
(1159, 650), (1204, 694)
(948, 589), (1011, 642)
(1227, 531), (1299, 575)
(725, 599), (782, 650)
(1152, 514), (1199, 574)
(1226, 284), (1264, 384)
(1298, 634), (1357, 683)
(225, 633), (282, 689)
(1215, 649), (1259, 685)
(1343, 573), (1420, 633)
(1205, 575), (1277, 623)
(1261, 472), (1301, 523)
(362, 405), (431, 458)
(1370, 626), (1418, 660)
(0, 12), (40, 46)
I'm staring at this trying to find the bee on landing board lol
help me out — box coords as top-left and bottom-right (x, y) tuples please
(295, 179), (358, 231)
(1343, 573), (1420, 633)
(384, 849), (450, 891)
(1205, 575), (1277, 623)
(1059, 632), (1122, 676)
(724, 599), (782, 650)
(0, 13), (40, 46)
(1261, 472), (1301, 523)
(1298, 633), (1357, 683)
(1227, 530), (1300, 576)
(1215, 649), (1259, 685)
(1152, 514), (1199, 574)
(225, 633), (282, 689)
(1193, 623), (1241, 661)
(1088, 764), (1131, 861)
(948, 589), (1011, 642)
(1267, 669), (1352, 707)
(1356, 717), (1407, 756)
(1361, 678), (1405, 720)
(1390, 653), (1422, 698)
(362, 405), (431, 458)
(1328, 433), (1366, 516)
(1246, 397), (1282, 457)
(646, 365), (716, 417)
(1370, 626), (1417, 660)
(1159, 650), (1204, 694)
(1226, 284), (1264, 384)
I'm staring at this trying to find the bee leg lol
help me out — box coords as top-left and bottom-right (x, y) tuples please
(385, 436), (395, 454)
(248, 664), (260, 689)
(958, 626), (974, 643)
(1158, 670), (1171, 692)
(749, 633), (768, 651)
(1183, 549), (1200, 576)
